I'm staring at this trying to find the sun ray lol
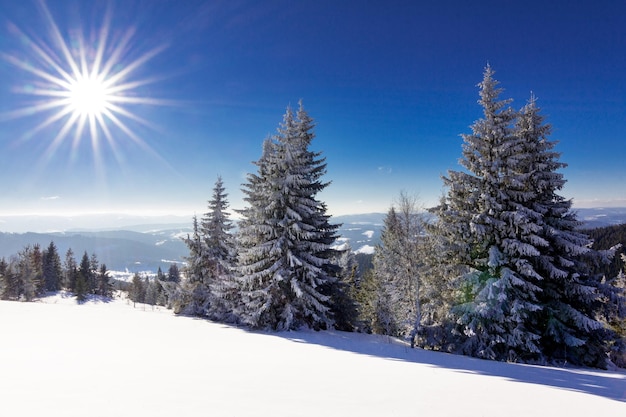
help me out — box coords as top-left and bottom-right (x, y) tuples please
(14, 105), (74, 145)
(1, 52), (71, 90)
(97, 112), (124, 164)
(1, 99), (64, 122)
(104, 44), (168, 87)
(37, 0), (82, 82)
(104, 102), (152, 128)
(103, 108), (176, 171)
(98, 28), (135, 81)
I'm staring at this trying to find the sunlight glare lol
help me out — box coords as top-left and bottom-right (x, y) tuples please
(1, 1), (172, 169)
(68, 74), (110, 117)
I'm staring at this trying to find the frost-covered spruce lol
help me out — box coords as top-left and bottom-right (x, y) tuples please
(432, 66), (544, 361)
(180, 215), (208, 315)
(201, 176), (237, 321)
(330, 241), (361, 332)
(236, 102), (340, 331)
(182, 177), (237, 320)
(515, 96), (616, 367)
(432, 66), (616, 366)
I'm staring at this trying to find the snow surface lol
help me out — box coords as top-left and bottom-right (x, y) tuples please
(355, 244), (375, 255)
(362, 230), (375, 239)
(1, 294), (624, 416)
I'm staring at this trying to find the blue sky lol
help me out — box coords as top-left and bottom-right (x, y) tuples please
(0, 0), (624, 219)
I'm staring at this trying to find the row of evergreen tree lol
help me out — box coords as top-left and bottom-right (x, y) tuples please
(0, 242), (113, 302)
(127, 264), (181, 308)
(173, 71), (625, 368)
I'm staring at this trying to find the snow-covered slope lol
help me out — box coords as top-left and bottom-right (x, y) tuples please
(1, 296), (624, 416)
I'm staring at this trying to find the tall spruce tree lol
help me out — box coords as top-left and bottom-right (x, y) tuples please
(167, 263), (181, 283)
(514, 95), (617, 367)
(182, 215), (209, 315)
(201, 176), (237, 321)
(96, 263), (113, 298)
(64, 249), (78, 291)
(89, 253), (99, 295)
(432, 66), (545, 361)
(30, 244), (44, 296)
(182, 177), (237, 318)
(329, 242), (361, 332)
(236, 102), (340, 330)
(129, 272), (146, 307)
(431, 67), (616, 366)
(42, 241), (62, 292)
(76, 252), (91, 302)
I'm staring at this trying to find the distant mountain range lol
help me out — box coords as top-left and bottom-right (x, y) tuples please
(0, 208), (623, 274)
(0, 228), (191, 273)
(574, 207), (626, 228)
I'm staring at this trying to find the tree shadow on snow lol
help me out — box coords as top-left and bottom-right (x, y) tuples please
(275, 329), (626, 403)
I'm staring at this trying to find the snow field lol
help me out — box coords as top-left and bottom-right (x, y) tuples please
(1, 296), (624, 416)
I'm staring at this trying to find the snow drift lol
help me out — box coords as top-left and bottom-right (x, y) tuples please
(1, 295), (624, 416)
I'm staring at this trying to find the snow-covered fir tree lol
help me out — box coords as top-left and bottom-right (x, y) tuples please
(96, 263), (113, 298)
(181, 215), (209, 315)
(329, 242), (361, 331)
(2, 247), (39, 301)
(431, 66), (617, 366)
(431, 65), (544, 361)
(181, 177), (237, 320)
(200, 176), (237, 321)
(63, 248), (78, 291)
(354, 268), (379, 334)
(236, 102), (340, 330)
(76, 251), (91, 302)
(42, 241), (62, 292)
(515, 95), (619, 367)
(129, 272), (146, 307)
(29, 244), (44, 296)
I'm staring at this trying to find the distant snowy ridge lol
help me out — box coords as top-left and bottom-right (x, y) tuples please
(0, 210), (623, 274)
(575, 207), (626, 228)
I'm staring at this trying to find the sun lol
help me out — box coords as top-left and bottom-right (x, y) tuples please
(1, 2), (170, 165)
(67, 74), (111, 118)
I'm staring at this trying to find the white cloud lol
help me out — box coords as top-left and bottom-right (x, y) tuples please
(40, 196), (61, 201)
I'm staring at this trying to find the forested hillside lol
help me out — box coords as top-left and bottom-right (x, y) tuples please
(0, 230), (188, 272)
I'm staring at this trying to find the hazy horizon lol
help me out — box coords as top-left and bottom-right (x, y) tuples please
(1, 204), (626, 234)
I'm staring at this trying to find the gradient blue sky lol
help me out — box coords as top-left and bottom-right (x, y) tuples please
(0, 0), (624, 220)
